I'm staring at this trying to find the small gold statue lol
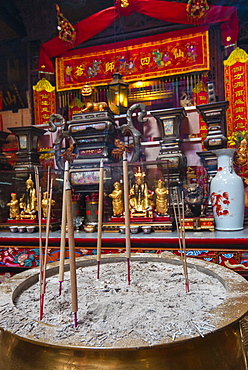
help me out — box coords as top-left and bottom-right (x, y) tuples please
(41, 191), (55, 218)
(7, 193), (20, 219)
(109, 182), (124, 217)
(19, 175), (37, 219)
(81, 84), (108, 113)
(155, 179), (168, 215)
(129, 167), (153, 217)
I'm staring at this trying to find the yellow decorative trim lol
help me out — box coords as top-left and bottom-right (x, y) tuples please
(224, 47), (248, 67)
(33, 78), (55, 92)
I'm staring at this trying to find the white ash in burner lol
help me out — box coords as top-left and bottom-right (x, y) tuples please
(0, 257), (227, 348)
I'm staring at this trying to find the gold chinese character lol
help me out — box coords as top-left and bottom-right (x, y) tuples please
(75, 65), (84, 77)
(234, 115), (245, 121)
(105, 62), (115, 72)
(234, 99), (245, 105)
(233, 66), (242, 73)
(235, 90), (243, 97)
(233, 81), (244, 88)
(234, 107), (244, 113)
(141, 57), (150, 66)
(236, 122), (245, 128)
(173, 48), (184, 59)
(233, 73), (243, 80)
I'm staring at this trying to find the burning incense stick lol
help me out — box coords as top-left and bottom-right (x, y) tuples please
(96, 159), (104, 279)
(172, 192), (190, 293)
(34, 166), (43, 318)
(40, 177), (53, 320)
(65, 179), (78, 328)
(58, 161), (69, 295)
(123, 152), (131, 284)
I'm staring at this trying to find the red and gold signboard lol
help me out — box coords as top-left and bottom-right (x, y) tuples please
(224, 48), (248, 136)
(56, 27), (209, 91)
(33, 78), (56, 125)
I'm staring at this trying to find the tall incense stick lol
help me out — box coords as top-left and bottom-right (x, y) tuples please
(34, 166), (43, 319)
(96, 159), (104, 279)
(40, 176), (53, 320)
(123, 152), (131, 284)
(58, 161), (69, 295)
(172, 192), (190, 293)
(65, 179), (78, 328)
(181, 191), (190, 293)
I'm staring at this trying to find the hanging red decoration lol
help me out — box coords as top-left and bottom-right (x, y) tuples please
(39, 1), (238, 74)
(186, 0), (209, 21)
(56, 4), (76, 45)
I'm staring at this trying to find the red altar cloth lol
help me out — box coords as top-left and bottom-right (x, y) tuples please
(38, 0), (238, 74)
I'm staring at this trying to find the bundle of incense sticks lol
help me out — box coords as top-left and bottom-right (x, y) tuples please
(171, 191), (190, 293)
(58, 161), (69, 295)
(65, 178), (78, 328)
(39, 167), (53, 320)
(36, 162), (78, 327)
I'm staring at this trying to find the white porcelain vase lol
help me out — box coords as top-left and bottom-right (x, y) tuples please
(210, 148), (244, 231)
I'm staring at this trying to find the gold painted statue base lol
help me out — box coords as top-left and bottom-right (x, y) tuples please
(181, 216), (215, 231)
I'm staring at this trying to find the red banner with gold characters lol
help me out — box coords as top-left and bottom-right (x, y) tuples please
(33, 78), (56, 125)
(56, 26), (209, 91)
(224, 48), (248, 136)
(192, 80), (209, 150)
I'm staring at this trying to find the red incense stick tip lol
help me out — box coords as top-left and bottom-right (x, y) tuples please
(40, 294), (44, 321)
(97, 261), (100, 280)
(186, 282), (190, 293)
(74, 312), (78, 328)
(127, 257), (131, 285)
(58, 281), (62, 296)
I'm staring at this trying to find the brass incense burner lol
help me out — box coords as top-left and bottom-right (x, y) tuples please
(0, 254), (248, 370)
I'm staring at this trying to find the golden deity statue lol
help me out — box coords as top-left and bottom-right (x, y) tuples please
(7, 193), (20, 219)
(41, 191), (55, 218)
(235, 138), (248, 167)
(155, 179), (168, 215)
(129, 167), (153, 217)
(19, 175), (37, 219)
(109, 182), (124, 217)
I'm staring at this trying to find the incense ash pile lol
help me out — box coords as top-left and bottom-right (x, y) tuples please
(0, 257), (227, 348)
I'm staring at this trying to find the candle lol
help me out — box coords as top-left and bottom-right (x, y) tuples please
(123, 152), (131, 284)
(96, 159), (104, 279)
